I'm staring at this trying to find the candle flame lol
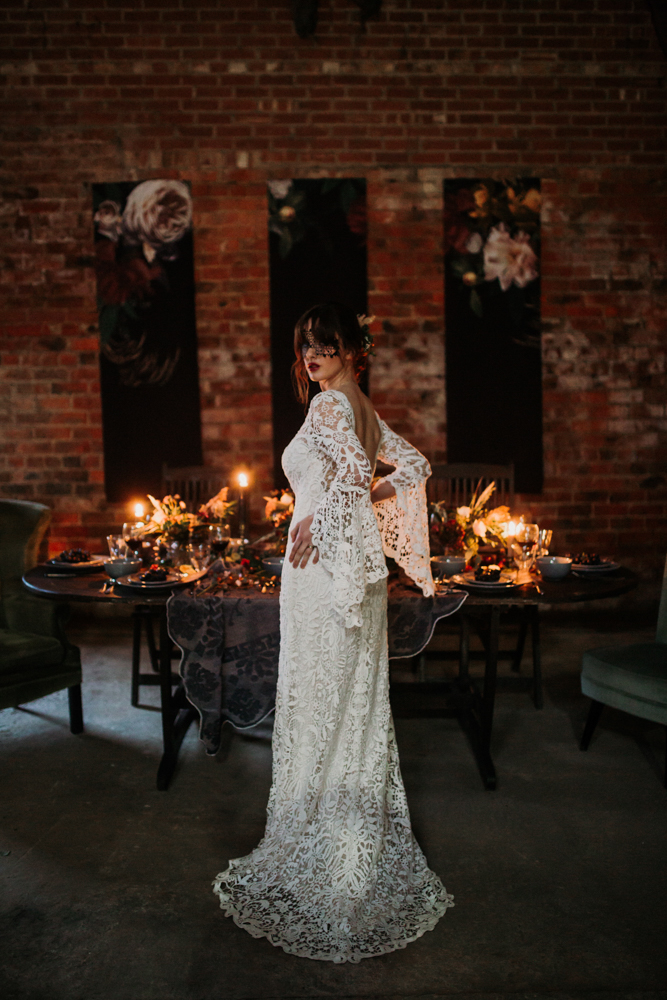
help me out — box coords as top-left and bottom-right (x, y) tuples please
(134, 503), (145, 519)
(238, 472), (249, 489)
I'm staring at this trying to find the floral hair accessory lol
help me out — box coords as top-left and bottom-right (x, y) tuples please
(356, 314), (376, 357)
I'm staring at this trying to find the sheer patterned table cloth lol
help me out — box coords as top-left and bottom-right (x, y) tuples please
(167, 581), (467, 754)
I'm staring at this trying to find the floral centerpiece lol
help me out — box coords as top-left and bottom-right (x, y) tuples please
(198, 486), (236, 528)
(138, 487), (236, 546)
(430, 480), (510, 563)
(262, 489), (295, 555)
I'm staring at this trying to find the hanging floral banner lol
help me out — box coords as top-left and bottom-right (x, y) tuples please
(91, 180), (202, 502)
(444, 178), (543, 493)
(267, 178), (368, 489)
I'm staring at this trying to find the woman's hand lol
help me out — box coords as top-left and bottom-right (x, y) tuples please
(370, 479), (396, 505)
(289, 514), (319, 569)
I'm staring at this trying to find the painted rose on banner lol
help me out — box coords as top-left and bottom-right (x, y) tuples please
(444, 177), (540, 343)
(92, 180), (202, 504)
(92, 180), (193, 385)
(122, 179), (192, 258)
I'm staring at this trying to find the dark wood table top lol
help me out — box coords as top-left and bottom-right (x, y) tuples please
(436, 566), (639, 607)
(23, 565), (176, 605)
(24, 563), (639, 610)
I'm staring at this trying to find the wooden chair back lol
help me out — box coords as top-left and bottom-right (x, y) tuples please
(161, 465), (224, 513)
(428, 463), (515, 511)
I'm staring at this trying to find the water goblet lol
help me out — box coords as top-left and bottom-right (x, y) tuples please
(186, 541), (211, 572)
(107, 534), (128, 558)
(537, 528), (553, 558)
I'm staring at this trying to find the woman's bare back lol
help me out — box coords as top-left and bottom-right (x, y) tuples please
(336, 382), (381, 471)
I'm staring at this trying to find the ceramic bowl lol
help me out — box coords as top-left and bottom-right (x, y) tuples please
(536, 556), (572, 580)
(104, 558), (142, 579)
(262, 557), (284, 578)
(431, 554), (467, 577)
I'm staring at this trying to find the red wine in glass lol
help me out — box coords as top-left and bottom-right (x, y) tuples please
(126, 537), (143, 555)
(210, 539), (229, 557)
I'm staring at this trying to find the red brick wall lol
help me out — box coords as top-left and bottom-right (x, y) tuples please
(1, 1), (666, 578)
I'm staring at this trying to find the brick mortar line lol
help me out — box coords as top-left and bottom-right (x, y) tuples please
(1, 59), (666, 77)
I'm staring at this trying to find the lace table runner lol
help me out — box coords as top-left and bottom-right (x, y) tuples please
(167, 583), (467, 754)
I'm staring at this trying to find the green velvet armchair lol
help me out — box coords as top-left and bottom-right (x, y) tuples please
(0, 499), (83, 733)
(580, 555), (667, 786)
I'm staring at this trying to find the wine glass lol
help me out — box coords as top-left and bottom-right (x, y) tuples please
(122, 521), (145, 558)
(511, 523), (539, 582)
(209, 523), (230, 559)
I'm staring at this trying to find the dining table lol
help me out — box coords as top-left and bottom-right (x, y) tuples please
(22, 564), (200, 791)
(23, 563), (638, 791)
(22, 564), (469, 788)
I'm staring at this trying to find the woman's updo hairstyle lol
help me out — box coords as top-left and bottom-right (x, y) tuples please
(292, 301), (368, 407)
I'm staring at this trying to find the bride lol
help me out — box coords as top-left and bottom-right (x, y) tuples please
(213, 302), (454, 962)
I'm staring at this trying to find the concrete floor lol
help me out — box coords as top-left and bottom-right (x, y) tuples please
(1, 605), (666, 1000)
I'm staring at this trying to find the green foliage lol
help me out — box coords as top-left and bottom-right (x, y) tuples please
(269, 178), (365, 259)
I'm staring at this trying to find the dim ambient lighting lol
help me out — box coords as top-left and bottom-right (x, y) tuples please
(134, 503), (145, 519)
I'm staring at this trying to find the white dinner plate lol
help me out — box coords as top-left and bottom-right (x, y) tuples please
(117, 567), (209, 589)
(571, 561), (619, 573)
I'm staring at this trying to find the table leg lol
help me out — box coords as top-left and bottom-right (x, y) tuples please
(530, 605), (544, 709)
(454, 606), (498, 791)
(511, 613), (529, 673)
(131, 611), (142, 707)
(156, 607), (196, 791)
(476, 606), (500, 789)
(144, 613), (159, 672)
(459, 612), (470, 679)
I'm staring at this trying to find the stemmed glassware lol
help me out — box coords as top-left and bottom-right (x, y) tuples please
(107, 534), (128, 558)
(122, 521), (150, 564)
(122, 521), (143, 555)
(511, 523), (539, 582)
(208, 523), (230, 560)
(537, 528), (553, 558)
(186, 541), (211, 572)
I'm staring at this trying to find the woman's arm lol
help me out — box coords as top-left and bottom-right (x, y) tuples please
(375, 419), (432, 489)
(303, 392), (385, 626)
(373, 417), (434, 596)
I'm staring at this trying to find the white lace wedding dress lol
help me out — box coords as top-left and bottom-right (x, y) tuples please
(213, 389), (454, 962)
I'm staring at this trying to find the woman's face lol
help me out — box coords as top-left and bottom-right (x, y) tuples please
(301, 323), (352, 383)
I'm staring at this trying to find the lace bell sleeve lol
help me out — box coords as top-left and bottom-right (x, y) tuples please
(373, 418), (435, 597)
(308, 392), (376, 629)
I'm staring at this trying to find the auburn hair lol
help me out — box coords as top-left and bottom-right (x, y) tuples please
(291, 302), (368, 408)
